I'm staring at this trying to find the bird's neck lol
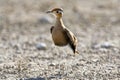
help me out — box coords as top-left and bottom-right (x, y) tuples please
(55, 17), (65, 28)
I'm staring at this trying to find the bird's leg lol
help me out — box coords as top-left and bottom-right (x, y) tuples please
(54, 46), (59, 56)
(54, 46), (62, 77)
(61, 47), (68, 59)
(54, 46), (66, 59)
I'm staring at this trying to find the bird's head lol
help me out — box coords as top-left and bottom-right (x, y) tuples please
(47, 8), (63, 19)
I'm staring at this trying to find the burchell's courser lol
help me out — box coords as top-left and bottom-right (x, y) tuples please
(47, 8), (79, 54)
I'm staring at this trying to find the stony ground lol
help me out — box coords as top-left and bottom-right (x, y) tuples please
(0, 0), (120, 80)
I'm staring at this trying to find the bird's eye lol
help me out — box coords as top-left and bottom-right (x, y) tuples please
(56, 11), (59, 13)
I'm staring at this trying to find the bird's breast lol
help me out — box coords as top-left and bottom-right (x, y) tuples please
(52, 28), (68, 46)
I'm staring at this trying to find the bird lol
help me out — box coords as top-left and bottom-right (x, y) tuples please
(47, 8), (79, 54)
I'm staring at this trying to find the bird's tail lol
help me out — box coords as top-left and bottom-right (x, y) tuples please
(69, 43), (79, 54)
(74, 50), (79, 54)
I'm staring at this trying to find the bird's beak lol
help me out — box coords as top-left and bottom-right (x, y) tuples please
(46, 10), (52, 13)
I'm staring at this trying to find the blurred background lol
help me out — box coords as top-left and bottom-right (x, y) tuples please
(0, 0), (120, 80)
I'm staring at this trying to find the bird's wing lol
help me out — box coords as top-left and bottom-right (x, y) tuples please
(64, 28), (77, 44)
(64, 28), (78, 54)
(50, 26), (54, 33)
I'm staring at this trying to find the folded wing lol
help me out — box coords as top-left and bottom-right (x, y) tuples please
(64, 28), (79, 54)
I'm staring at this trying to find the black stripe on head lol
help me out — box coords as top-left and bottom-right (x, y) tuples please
(52, 8), (63, 12)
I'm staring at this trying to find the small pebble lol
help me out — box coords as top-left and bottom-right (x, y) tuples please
(36, 43), (47, 50)
(38, 15), (53, 24)
(92, 42), (114, 49)
(101, 42), (114, 49)
(49, 63), (55, 66)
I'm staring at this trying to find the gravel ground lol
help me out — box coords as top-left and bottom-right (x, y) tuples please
(0, 0), (120, 80)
